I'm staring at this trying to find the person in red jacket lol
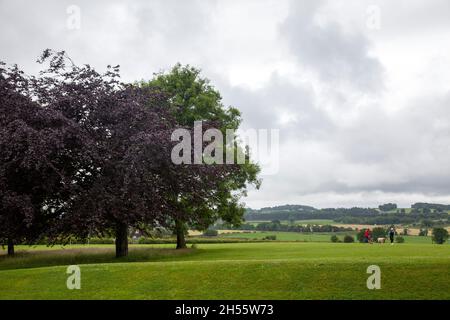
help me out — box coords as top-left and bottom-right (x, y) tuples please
(364, 228), (372, 243)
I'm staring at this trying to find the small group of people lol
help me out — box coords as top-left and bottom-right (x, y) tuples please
(363, 227), (396, 245)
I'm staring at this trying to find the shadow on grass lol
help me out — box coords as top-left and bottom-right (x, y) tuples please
(0, 246), (200, 271)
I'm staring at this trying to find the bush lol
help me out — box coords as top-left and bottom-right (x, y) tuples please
(202, 229), (218, 237)
(356, 229), (366, 243)
(330, 235), (339, 243)
(432, 228), (449, 244)
(372, 227), (387, 240)
(343, 235), (355, 243)
(191, 244), (198, 249)
(263, 235), (277, 241)
(395, 236), (405, 243)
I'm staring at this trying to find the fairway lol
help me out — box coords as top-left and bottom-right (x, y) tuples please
(1, 242), (449, 300)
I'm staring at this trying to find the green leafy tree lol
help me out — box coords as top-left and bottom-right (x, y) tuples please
(432, 228), (449, 244)
(378, 203), (397, 212)
(140, 64), (260, 248)
(421, 219), (434, 228)
(372, 227), (387, 239)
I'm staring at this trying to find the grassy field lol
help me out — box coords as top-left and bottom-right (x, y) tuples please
(220, 231), (435, 244)
(1, 242), (449, 300)
(220, 231), (350, 242)
(246, 219), (336, 225)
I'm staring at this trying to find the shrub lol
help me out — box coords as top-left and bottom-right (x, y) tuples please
(263, 235), (276, 240)
(343, 235), (355, 243)
(202, 229), (218, 237)
(88, 238), (115, 244)
(432, 228), (449, 244)
(191, 244), (198, 249)
(372, 227), (387, 240)
(330, 235), (339, 243)
(395, 236), (405, 243)
(356, 229), (366, 243)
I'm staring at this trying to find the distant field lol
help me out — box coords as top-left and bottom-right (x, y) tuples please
(220, 231), (352, 242)
(220, 231), (434, 244)
(246, 219), (336, 225)
(1, 242), (449, 299)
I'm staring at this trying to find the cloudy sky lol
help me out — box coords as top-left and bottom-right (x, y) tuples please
(1, 0), (450, 209)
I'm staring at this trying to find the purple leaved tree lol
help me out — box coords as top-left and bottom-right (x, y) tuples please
(0, 62), (90, 255)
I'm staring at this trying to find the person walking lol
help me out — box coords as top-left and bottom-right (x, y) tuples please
(388, 227), (395, 245)
(364, 228), (372, 244)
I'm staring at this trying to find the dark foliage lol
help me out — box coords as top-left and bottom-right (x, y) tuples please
(1, 50), (250, 257)
(432, 228), (449, 244)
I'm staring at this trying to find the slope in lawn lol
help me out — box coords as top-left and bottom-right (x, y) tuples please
(1, 243), (449, 300)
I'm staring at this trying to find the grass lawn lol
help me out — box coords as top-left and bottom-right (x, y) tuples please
(220, 231), (352, 242)
(1, 242), (449, 300)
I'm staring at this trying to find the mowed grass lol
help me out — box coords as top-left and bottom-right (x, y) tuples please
(221, 231), (350, 242)
(1, 242), (449, 300)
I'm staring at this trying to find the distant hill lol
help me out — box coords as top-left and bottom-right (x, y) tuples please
(411, 203), (450, 211)
(247, 204), (318, 214)
(244, 203), (450, 225)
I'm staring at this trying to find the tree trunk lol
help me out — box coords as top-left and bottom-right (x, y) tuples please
(7, 238), (14, 256)
(175, 219), (187, 249)
(115, 223), (128, 257)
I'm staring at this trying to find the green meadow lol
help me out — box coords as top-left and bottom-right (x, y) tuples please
(1, 242), (449, 300)
(220, 231), (434, 244)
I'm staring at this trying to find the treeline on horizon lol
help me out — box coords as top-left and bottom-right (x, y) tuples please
(244, 203), (450, 225)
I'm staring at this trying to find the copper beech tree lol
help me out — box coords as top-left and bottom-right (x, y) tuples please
(0, 50), (250, 257)
(0, 62), (90, 255)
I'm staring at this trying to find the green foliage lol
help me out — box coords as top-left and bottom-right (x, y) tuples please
(378, 203), (397, 212)
(372, 227), (387, 239)
(330, 235), (339, 243)
(202, 229), (219, 237)
(87, 238), (115, 245)
(395, 236), (405, 243)
(245, 205), (448, 225)
(356, 229), (366, 243)
(418, 229), (428, 236)
(343, 235), (355, 243)
(421, 219), (434, 228)
(141, 63), (241, 129)
(139, 64), (260, 233)
(432, 228), (449, 244)
(263, 235), (277, 241)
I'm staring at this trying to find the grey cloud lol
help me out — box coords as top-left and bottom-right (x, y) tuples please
(219, 72), (334, 141)
(1, 0), (450, 208)
(280, 0), (384, 92)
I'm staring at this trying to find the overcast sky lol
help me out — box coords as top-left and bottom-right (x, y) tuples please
(1, 0), (450, 209)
